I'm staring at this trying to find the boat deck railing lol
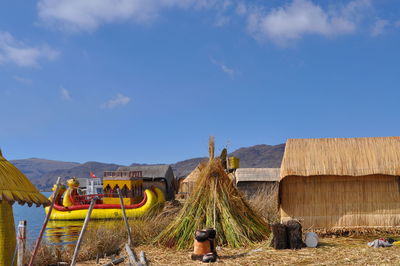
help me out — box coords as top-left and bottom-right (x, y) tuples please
(72, 194), (104, 205)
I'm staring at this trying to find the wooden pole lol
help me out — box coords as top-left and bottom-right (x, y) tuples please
(125, 243), (137, 265)
(17, 220), (27, 266)
(70, 197), (97, 266)
(29, 176), (61, 266)
(139, 251), (147, 266)
(102, 256), (126, 266)
(116, 188), (133, 246)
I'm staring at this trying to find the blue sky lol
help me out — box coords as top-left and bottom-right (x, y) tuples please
(1, 0), (400, 165)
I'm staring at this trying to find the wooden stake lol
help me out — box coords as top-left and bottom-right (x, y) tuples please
(70, 197), (97, 266)
(139, 251), (147, 266)
(125, 243), (137, 265)
(116, 188), (133, 245)
(29, 176), (61, 266)
(17, 220), (27, 266)
(102, 256), (126, 266)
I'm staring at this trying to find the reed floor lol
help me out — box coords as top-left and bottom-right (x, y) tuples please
(77, 236), (400, 265)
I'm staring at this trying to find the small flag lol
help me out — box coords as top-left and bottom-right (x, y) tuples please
(90, 171), (97, 178)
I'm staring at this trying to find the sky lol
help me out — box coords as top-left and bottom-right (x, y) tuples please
(1, 0), (400, 165)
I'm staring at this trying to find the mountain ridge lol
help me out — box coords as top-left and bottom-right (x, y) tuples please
(12, 143), (285, 190)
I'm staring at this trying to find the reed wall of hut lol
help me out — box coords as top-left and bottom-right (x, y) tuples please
(118, 165), (175, 200)
(280, 137), (400, 229)
(235, 168), (280, 198)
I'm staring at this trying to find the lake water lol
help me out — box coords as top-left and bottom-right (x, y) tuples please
(12, 192), (83, 245)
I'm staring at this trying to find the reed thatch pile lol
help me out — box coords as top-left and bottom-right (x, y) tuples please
(155, 138), (270, 249)
(0, 149), (49, 265)
(280, 136), (400, 229)
(281, 136), (400, 177)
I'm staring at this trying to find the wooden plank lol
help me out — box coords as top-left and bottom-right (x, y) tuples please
(17, 220), (27, 266)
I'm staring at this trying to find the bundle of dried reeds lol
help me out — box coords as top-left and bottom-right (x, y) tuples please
(155, 139), (270, 249)
(0, 150), (49, 265)
(281, 136), (400, 178)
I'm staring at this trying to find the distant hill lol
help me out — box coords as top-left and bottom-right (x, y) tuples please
(171, 157), (207, 178)
(12, 143), (285, 190)
(10, 158), (79, 181)
(35, 162), (122, 190)
(229, 144), (285, 168)
(171, 144), (285, 178)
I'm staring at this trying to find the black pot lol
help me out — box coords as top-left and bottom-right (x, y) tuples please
(195, 230), (209, 242)
(206, 228), (216, 239)
(202, 252), (217, 263)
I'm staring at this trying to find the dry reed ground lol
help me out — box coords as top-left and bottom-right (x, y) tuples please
(37, 187), (400, 265)
(77, 236), (400, 265)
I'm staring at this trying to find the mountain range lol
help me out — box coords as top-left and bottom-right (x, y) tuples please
(10, 143), (285, 190)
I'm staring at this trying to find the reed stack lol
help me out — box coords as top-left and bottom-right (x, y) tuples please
(155, 137), (269, 249)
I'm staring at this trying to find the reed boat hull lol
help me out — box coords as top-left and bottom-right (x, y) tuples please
(45, 187), (165, 220)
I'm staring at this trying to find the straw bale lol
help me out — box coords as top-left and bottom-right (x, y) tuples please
(280, 137), (400, 178)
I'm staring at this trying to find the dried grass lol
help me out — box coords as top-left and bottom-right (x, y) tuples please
(280, 175), (400, 228)
(29, 201), (181, 265)
(80, 236), (400, 265)
(247, 183), (280, 224)
(155, 139), (270, 249)
(0, 150), (48, 206)
(281, 136), (400, 178)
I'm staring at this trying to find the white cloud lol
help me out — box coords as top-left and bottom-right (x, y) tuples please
(61, 88), (71, 100)
(37, 0), (229, 31)
(214, 15), (230, 27)
(210, 57), (235, 77)
(0, 31), (58, 67)
(371, 19), (389, 36)
(245, 0), (371, 45)
(395, 20), (400, 28)
(12, 75), (32, 85)
(102, 93), (131, 109)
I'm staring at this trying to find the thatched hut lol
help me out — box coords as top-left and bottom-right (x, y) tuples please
(0, 149), (49, 265)
(118, 165), (175, 200)
(177, 164), (204, 198)
(280, 136), (400, 229)
(235, 168), (280, 198)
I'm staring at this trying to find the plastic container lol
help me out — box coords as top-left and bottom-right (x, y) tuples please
(228, 157), (240, 169)
(305, 232), (318, 248)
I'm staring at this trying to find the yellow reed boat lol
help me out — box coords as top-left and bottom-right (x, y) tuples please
(45, 171), (165, 220)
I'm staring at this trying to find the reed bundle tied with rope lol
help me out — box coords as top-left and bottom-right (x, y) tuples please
(155, 138), (270, 249)
(0, 149), (49, 265)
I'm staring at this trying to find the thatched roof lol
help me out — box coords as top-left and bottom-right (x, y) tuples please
(118, 165), (172, 178)
(181, 164), (204, 184)
(118, 165), (175, 199)
(235, 168), (280, 183)
(0, 150), (49, 206)
(280, 137), (400, 179)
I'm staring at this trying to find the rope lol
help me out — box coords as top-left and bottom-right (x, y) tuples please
(213, 179), (217, 230)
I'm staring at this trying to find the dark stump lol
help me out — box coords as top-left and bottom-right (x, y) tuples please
(286, 220), (305, 249)
(271, 223), (288, 249)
